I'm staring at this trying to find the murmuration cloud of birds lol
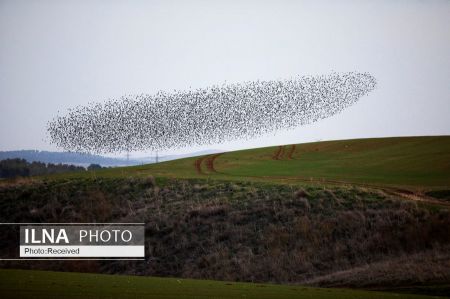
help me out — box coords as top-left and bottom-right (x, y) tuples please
(48, 72), (376, 154)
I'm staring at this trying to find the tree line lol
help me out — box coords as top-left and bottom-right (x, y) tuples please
(0, 158), (103, 178)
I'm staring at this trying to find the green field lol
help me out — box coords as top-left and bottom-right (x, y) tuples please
(57, 136), (450, 190)
(0, 269), (440, 299)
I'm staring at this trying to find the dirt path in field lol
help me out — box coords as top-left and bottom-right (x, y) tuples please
(287, 144), (296, 159)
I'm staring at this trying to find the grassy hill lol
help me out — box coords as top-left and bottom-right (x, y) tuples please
(0, 269), (439, 299)
(215, 136), (450, 188)
(57, 136), (450, 191)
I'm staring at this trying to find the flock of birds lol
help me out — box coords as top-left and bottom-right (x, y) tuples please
(48, 72), (376, 153)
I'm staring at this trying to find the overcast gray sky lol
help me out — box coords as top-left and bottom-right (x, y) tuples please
(1, 0), (449, 157)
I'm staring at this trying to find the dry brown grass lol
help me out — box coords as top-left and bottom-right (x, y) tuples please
(0, 178), (449, 295)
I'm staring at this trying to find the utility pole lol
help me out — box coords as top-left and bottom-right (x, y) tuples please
(155, 151), (159, 163)
(126, 140), (130, 166)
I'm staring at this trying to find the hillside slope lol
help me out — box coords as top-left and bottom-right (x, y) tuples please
(215, 136), (450, 188)
(61, 136), (450, 190)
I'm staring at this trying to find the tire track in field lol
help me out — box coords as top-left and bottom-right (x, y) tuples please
(194, 153), (224, 174)
(286, 144), (296, 160)
(272, 146), (285, 160)
(205, 153), (223, 173)
(194, 156), (205, 174)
